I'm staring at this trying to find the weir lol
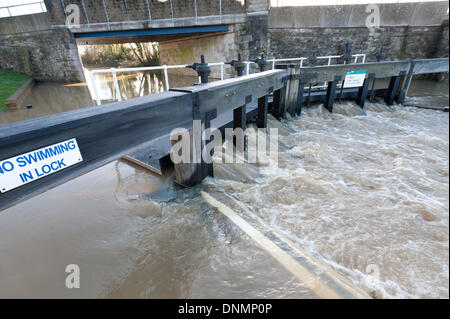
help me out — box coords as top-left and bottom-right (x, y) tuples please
(0, 57), (448, 211)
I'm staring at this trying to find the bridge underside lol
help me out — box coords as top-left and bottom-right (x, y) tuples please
(74, 25), (229, 45)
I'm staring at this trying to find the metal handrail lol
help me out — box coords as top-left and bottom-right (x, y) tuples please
(88, 54), (366, 105)
(0, 1), (46, 17)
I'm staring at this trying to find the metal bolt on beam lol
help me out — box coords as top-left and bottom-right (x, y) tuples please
(254, 53), (268, 72)
(226, 53), (247, 77)
(186, 55), (211, 84)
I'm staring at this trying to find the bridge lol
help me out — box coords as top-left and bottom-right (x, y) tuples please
(0, 1), (448, 82)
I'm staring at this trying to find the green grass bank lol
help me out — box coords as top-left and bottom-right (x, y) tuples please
(0, 69), (30, 111)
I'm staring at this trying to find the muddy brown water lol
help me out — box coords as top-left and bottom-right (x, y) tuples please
(0, 79), (448, 298)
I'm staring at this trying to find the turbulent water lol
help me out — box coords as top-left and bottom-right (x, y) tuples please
(211, 100), (449, 298)
(0, 80), (448, 298)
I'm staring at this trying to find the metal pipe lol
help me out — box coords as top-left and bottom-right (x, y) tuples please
(145, 0), (151, 20)
(59, 0), (66, 19)
(101, 0), (110, 30)
(194, 0), (197, 22)
(123, 0), (130, 21)
(81, 0), (89, 25)
(169, 0), (174, 23)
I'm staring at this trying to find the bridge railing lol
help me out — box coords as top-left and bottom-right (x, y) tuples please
(0, 1), (46, 18)
(88, 54), (366, 105)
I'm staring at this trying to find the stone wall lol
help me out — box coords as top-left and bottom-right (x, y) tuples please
(267, 3), (449, 62)
(0, 13), (85, 82)
(44, 0), (247, 25)
(268, 25), (446, 63)
(436, 19), (449, 57)
(239, 12), (268, 60)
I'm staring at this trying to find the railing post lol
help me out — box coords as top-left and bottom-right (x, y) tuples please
(112, 69), (122, 101)
(325, 75), (342, 113)
(89, 71), (101, 105)
(163, 65), (170, 90)
(356, 73), (375, 108)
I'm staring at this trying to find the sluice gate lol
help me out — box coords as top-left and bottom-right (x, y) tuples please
(0, 57), (448, 211)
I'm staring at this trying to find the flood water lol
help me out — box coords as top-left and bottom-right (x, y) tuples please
(0, 70), (204, 125)
(0, 79), (448, 298)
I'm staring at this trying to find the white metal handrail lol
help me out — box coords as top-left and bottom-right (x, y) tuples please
(88, 54), (366, 105)
(0, 1), (46, 18)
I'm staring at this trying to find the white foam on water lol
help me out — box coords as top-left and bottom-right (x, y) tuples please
(210, 98), (449, 298)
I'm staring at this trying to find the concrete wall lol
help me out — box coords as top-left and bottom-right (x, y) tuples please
(0, 13), (85, 82)
(267, 2), (449, 61)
